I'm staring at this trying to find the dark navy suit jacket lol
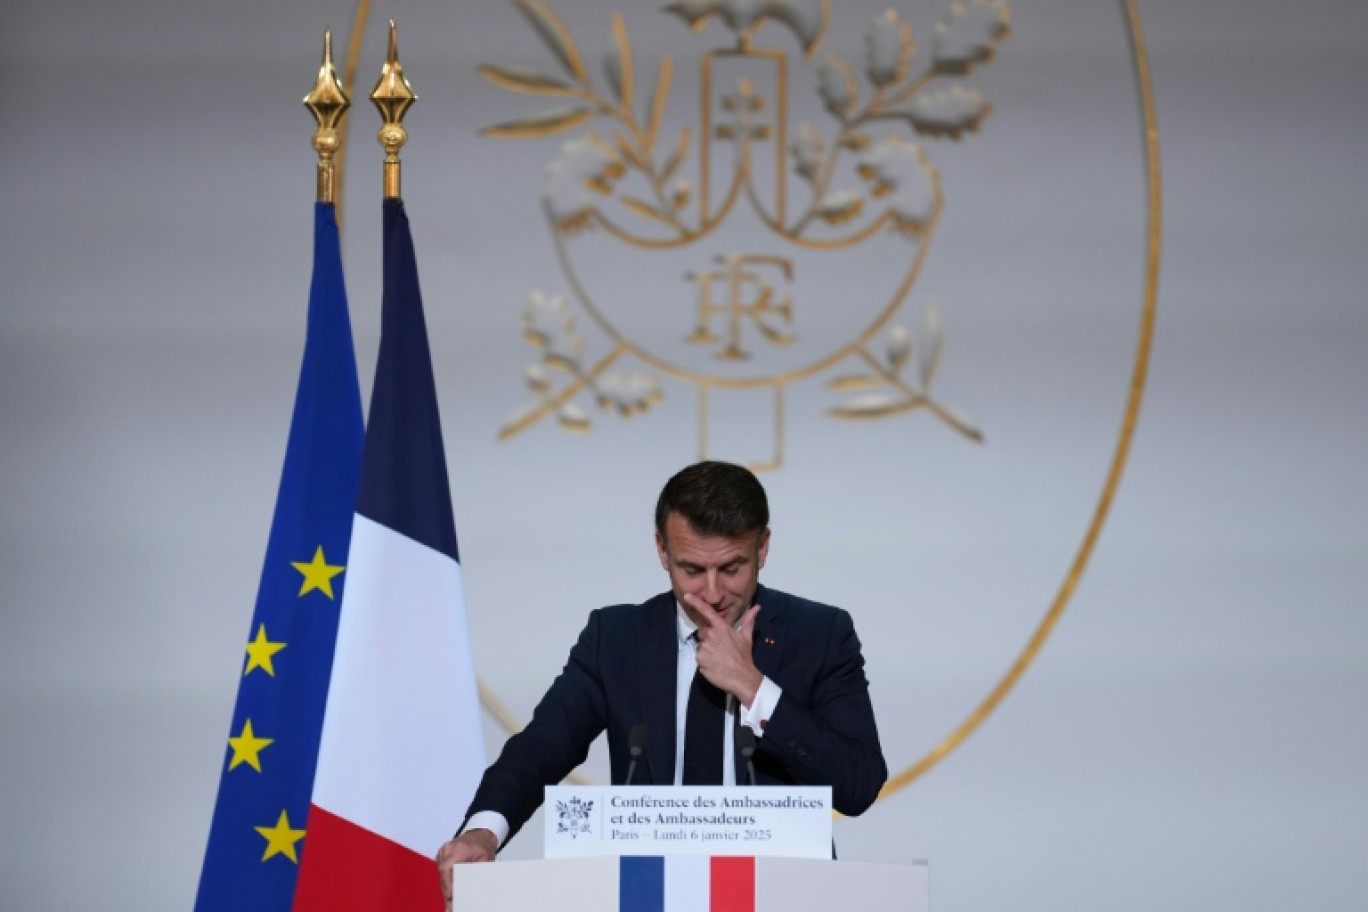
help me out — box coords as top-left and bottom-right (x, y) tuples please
(463, 585), (887, 845)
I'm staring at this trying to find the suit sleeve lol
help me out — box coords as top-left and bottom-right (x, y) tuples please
(758, 608), (887, 816)
(460, 609), (608, 845)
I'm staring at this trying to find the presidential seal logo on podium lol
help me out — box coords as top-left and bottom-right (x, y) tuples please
(482, 0), (1009, 469)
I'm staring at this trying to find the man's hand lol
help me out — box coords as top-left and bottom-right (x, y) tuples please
(689, 598), (763, 707)
(435, 828), (498, 908)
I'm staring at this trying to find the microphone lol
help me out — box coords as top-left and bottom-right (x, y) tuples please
(624, 724), (648, 785)
(738, 726), (758, 787)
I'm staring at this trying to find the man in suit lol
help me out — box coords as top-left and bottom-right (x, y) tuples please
(436, 461), (886, 895)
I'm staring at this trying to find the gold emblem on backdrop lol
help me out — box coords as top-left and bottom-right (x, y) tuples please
(337, 0), (1161, 797)
(482, 0), (1010, 469)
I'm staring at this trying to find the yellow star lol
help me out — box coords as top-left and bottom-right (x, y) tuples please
(243, 624), (286, 677)
(254, 809), (306, 863)
(290, 545), (345, 599)
(227, 718), (274, 773)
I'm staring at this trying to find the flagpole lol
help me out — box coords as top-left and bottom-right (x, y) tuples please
(193, 33), (366, 911)
(304, 31), (351, 204)
(370, 20), (417, 200)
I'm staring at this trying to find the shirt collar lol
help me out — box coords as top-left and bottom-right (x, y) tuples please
(675, 601), (699, 645)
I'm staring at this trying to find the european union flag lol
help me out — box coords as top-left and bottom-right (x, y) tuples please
(195, 201), (365, 911)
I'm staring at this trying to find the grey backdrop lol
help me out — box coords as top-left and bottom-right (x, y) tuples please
(2, 0), (1365, 909)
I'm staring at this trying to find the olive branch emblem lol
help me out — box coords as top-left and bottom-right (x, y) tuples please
(481, 0), (1009, 450)
(555, 796), (595, 838)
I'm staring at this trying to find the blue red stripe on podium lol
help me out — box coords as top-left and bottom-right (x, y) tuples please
(620, 857), (756, 911)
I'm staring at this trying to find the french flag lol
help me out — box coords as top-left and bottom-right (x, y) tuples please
(620, 857), (756, 912)
(293, 198), (485, 910)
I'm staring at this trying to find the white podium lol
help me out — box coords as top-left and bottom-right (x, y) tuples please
(450, 855), (928, 910)
(452, 786), (925, 910)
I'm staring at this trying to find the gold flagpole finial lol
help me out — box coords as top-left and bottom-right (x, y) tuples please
(303, 31), (351, 204)
(370, 20), (417, 200)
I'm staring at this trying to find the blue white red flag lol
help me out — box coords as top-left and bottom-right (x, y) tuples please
(293, 198), (485, 910)
(620, 856), (757, 912)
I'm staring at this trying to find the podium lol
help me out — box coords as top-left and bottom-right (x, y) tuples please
(450, 786), (926, 909)
(450, 855), (929, 910)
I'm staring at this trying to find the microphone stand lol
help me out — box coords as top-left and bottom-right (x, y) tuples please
(625, 724), (648, 785)
(738, 726), (758, 787)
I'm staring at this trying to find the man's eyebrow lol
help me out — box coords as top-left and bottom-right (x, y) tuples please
(675, 556), (748, 570)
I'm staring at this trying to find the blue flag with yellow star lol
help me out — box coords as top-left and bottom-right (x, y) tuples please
(195, 201), (364, 911)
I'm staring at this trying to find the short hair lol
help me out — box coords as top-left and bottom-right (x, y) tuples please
(655, 461), (769, 540)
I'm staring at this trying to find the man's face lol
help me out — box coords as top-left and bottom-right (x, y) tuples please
(656, 511), (770, 629)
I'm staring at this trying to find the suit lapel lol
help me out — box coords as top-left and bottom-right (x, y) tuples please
(640, 593), (678, 785)
(740, 585), (785, 783)
(751, 584), (785, 681)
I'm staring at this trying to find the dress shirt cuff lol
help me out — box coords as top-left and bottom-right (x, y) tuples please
(739, 675), (782, 737)
(460, 811), (510, 849)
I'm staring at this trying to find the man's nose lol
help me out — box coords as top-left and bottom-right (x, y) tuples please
(702, 573), (723, 604)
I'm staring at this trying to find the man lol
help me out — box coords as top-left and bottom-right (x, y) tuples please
(436, 461), (886, 896)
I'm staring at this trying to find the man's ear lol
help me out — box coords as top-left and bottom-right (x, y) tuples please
(757, 528), (771, 569)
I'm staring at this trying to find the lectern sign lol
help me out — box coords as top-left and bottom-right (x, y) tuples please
(544, 786), (832, 859)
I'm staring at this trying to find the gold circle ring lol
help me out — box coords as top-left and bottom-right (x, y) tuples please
(335, 0), (1162, 801)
